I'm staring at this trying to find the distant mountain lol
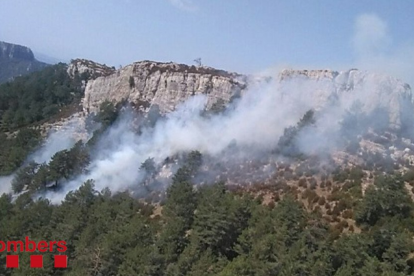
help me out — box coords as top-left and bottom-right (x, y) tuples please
(33, 51), (67, 64)
(0, 41), (49, 83)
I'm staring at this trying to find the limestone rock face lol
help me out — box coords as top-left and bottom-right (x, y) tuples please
(0, 41), (48, 83)
(80, 61), (413, 131)
(67, 59), (115, 80)
(82, 61), (247, 114)
(279, 69), (414, 129)
(0, 41), (35, 60)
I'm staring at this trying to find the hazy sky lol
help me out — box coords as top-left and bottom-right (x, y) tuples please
(1, 1), (414, 80)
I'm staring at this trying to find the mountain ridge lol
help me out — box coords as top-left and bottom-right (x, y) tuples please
(0, 41), (49, 83)
(79, 59), (247, 114)
(73, 59), (413, 133)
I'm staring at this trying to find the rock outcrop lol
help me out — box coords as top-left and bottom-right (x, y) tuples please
(67, 59), (116, 80)
(80, 60), (413, 131)
(0, 41), (48, 83)
(82, 61), (247, 114)
(0, 41), (35, 60)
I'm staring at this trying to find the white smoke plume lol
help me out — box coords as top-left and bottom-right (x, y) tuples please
(44, 78), (316, 203)
(0, 116), (88, 196)
(30, 130), (78, 164)
(352, 13), (414, 87)
(41, 67), (414, 204)
(352, 13), (391, 58)
(0, 175), (13, 195)
(7, 13), (414, 203)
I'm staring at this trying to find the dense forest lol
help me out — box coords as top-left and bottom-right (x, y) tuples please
(0, 63), (84, 132)
(0, 63), (86, 176)
(1, 65), (414, 275)
(0, 164), (414, 275)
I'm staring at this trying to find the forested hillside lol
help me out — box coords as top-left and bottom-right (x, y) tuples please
(0, 166), (414, 275)
(0, 63), (84, 131)
(1, 63), (414, 275)
(0, 63), (86, 176)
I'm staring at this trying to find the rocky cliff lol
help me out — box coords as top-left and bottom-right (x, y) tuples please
(67, 58), (116, 80)
(0, 41), (48, 83)
(0, 41), (35, 60)
(82, 61), (247, 114)
(78, 60), (413, 131)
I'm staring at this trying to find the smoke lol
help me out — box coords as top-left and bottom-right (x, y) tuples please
(30, 130), (77, 164)
(352, 13), (391, 58)
(29, 115), (93, 164)
(352, 13), (414, 87)
(0, 116), (88, 197)
(0, 175), (13, 195)
(5, 13), (412, 203)
(43, 78), (317, 203)
(37, 65), (414, 204)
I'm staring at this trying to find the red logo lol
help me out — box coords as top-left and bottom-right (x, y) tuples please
(2, 237), (68, 268)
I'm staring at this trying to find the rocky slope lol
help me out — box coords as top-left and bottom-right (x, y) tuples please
(67, 58), (116, 80)
(79, 61), (413, 132)
(82, 60), (247, 114)
(58, 60), (414, 175)
(0, 41), (48, 83)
